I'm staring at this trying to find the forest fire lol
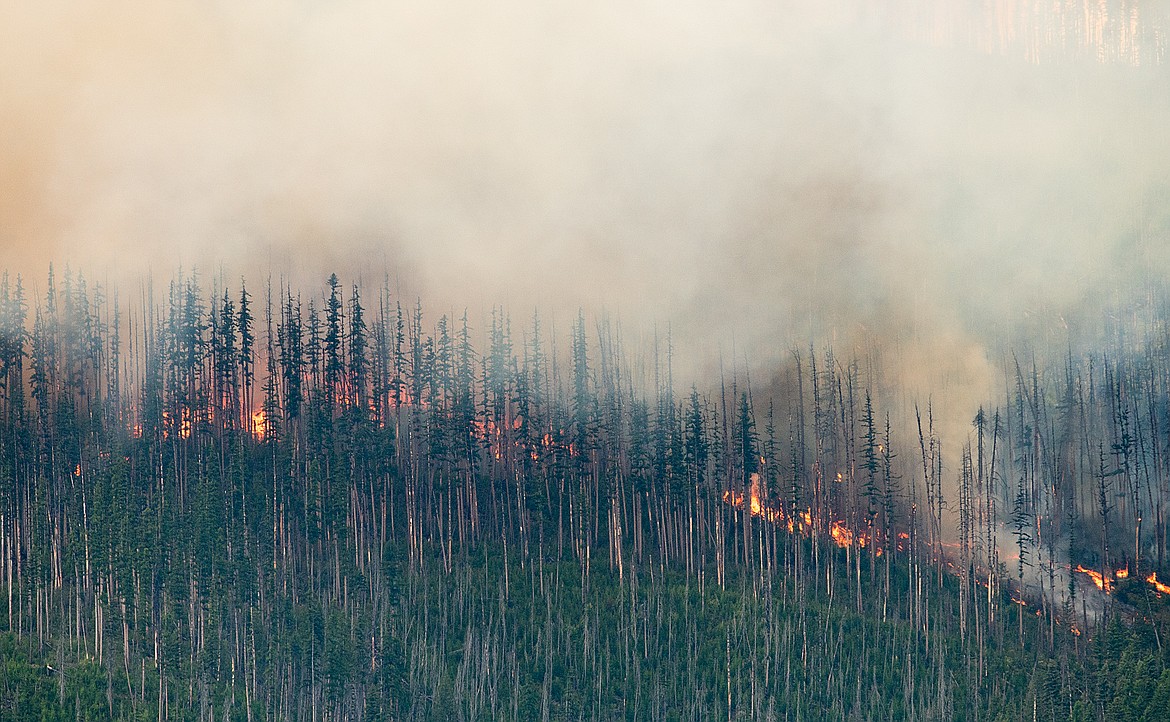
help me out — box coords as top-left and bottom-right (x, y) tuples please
(251, 410), (268, 440)
(11, 254), (1170, 717)
(828, 521), (852, 547)
(161, 408), (194, 440)
(723, 473), (871, 550)
(829, 521), (869, 549)
(1074, 566), (1170, 596)
(721, 482), (781, 525)
(1147, 573), (1170, 595)
(1074, 565), (1118, 591)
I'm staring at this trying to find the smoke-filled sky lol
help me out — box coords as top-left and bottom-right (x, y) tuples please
(2, 0), (1169, 392)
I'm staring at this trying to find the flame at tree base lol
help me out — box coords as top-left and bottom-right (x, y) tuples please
(1146, 572), (1170, 595)
(251, 410), (268, 440)
(723, 476), (1170, 610)
(1075, 565), (1170, 596)
(723, 473), (874, 552)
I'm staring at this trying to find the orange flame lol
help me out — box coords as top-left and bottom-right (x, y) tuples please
(1075, 565), (1110, 591)
(829, 521), (854, 548)
(722, 473), (873, 550)
(1074, 565), (1134, 593)
(160, 408), (194, 440)
(1147, 573), (1170, 595)
(251, 410), (268, 440)
(722, 474), (785, 525)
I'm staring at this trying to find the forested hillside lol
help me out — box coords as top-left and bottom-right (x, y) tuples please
(2, 268), (1170, 720)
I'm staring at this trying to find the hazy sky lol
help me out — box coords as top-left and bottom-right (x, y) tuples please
(2, 0), (1168, 395)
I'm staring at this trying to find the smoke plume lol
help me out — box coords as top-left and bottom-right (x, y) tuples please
(2, 0), (1168, 411)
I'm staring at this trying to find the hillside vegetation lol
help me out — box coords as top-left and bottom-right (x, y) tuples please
(2, 269), (1170, 720)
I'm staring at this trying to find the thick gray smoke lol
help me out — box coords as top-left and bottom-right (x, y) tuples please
(1, 0), (1168, 400)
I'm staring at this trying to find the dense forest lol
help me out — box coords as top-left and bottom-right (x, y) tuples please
(2, 267), (1170, 720)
